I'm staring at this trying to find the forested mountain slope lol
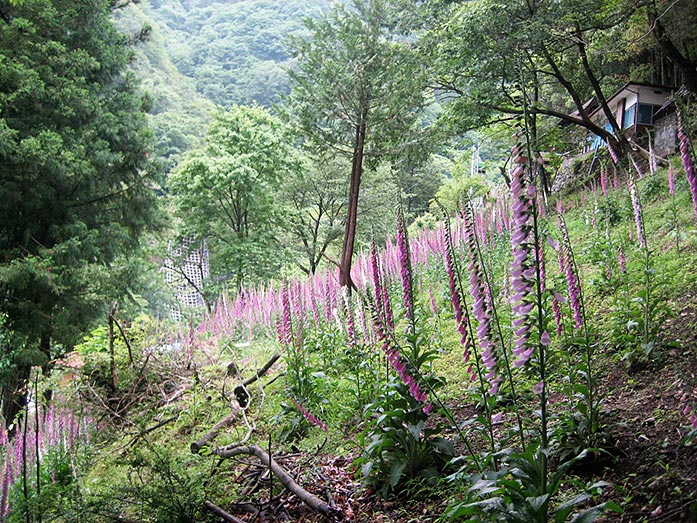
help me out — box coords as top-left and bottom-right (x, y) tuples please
(115, 0), (332, 167)
(149, 0), (331, 107)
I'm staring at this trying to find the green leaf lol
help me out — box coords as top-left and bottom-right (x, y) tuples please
(389, 461), (406, 488)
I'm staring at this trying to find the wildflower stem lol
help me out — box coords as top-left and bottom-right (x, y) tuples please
(441, 205), (497, 460)
(464, 201), (527, 451)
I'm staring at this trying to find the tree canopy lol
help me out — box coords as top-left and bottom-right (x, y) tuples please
(0, 0), (161, 428)
(284, 0), (433, 288)
(169, 105), (301, 294)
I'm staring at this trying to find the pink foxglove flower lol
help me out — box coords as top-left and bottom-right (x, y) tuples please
(560, 219), (584, 330)
(443, 219), (473, 366)
(677, 110), (697, 219)
(649, 135), (658, 175)
(669, 164), (676, 196)
(428, 285), (438, 315)
(509, 144), (536, 367)
(292, 399), (328, 432)
(627, 171), (646, 248)
(341, 286), (357, 351)
(280, 282), (293, 347)
(463, 204), (501, 395)
(552, 292), (563, 336)
(618, 244), (627, 274)
(396, 211), (415, 324)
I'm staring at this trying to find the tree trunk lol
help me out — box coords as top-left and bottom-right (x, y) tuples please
(1, 364), (30, 437)
(648, 2), (697, 94)
(339, 119), (367, 291)
(108, 305), (118, 393)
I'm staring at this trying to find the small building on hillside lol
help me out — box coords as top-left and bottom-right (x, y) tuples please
(553, 82), (679, 193)
(573, 82), (678, 157)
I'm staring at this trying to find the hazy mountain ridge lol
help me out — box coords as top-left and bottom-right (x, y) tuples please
(130, 0), (331, 108)
(115, 0), (331, 167)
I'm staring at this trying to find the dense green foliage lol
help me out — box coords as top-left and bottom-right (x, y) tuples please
(0, 0), (161, 427)
(169, 105), (301, 292)
(141, 0), (331, 107)
(2, 0), (697, 521)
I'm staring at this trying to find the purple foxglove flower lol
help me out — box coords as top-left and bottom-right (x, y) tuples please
(533, 381), (544, 394)
(396, 211), (415, 324)
(443, 220), (472, 362)
(508, 151), (537, 368)
(341, 286), (357, 350)
(627, 172), (646, 248)
(559, 219), (584, 329)
(677, 110), (697, 219)
(608, 143), (619, 165)
(372, 298), (429, 407)
(281, 282), (293, 347)
(292, 399), (328, 432)
(649, 136), (658, 175)
(600, 168), (608, 196)
(669, 164), (676, 196)
(464, 205), (499, 386)
(552, 294), (563, 336)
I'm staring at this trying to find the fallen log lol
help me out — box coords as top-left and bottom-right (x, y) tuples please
(203, 501), (246, 523)
(190, 405), (242, 453)
(191, 353), (280, 453)
(213, 444), (344, 520)
(242, 353), (281, 387)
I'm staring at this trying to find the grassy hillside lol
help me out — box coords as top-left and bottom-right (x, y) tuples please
(3, 146), (697, 522)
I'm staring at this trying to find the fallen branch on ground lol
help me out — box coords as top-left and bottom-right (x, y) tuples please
(203, 501), (246, 523)
(190, 404), (242, 453)
(212, 444), (344, 520)
(191, 353), (280, 452)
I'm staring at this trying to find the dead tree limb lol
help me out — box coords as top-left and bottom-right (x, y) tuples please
(242, 353), (281, 387)
(212, 445), (344, 520)
(112, 315), (134, 365)
(191, 353), (281, 452)
(203, 501), (246, 523)
(190, 404), (242, 453)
